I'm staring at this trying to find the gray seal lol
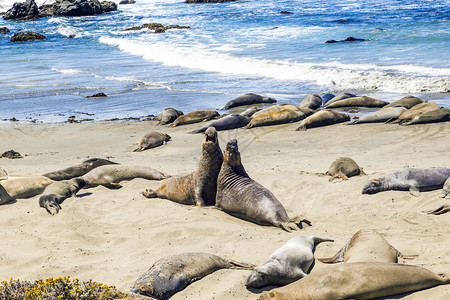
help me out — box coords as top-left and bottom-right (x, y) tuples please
(156, 107), (183, 125)
(362, 168), (450, 196)
(133, 132), (171, 152)
(239, 106), (262, 117)
(296, 110), (350, 131)
(216, 138), (311, 231)
(388, 101), (440, 124)
(400, 107), (450, 125)
(142, 127), (223, 206)
(168, 110), (220, 127)
(299, 94), (322, 110)
(222, 93), (276, 110)
(326, 157), (365, 182)
(1, 176), (54, 205)
(130, 252), (253, 299)
(325, 92), (357, 106)
(245, 236), (333, 288)
(42, 158), (118, 181)
(347, 106), (407, 125)
(189, 113), (250, 134)
(325, 96), (389, 109)
(39, 178), (87, 215)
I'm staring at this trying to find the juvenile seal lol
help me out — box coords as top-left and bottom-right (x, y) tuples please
(246, 105), (313, 129)
(142, 127), (223, 206)
(245, 236), (333, 288)
(325, 96), (389, 108)
(259, 262), (450, 300)
(388, 101), (440, 124)
(168, 110), (219, 127)
(326, 157), (365, 182)
(383, 95), (424, 109)
(133, 132), (171, 152)
(156, 107), (183, 125)
(296, 110), (349, 131)
(130, 252), (253, 299)
(43, 158), (118, 181)
(400, 107), (450, 125)
(216, 139), (310, 231)
(299, 94), (322, 110)
(82, 165), (168, 189)
(0, 176), (54, 205)
(318, 229), (402, 264)
(189, 113), (250, 134)
(347, 106), (406, 125)
(39, 178), (87, 215)
(362, 168), (450, 196)
(222, 93), (276, 110)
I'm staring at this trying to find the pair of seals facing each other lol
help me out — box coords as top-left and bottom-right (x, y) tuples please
(142, 127), (223, 206)
(245, 236), (333, 288)
(222, 93), (276, 110)
(326, 157), (365, 182)
(216, 139), (311, 231)
(133, 132), (171, 152)
(362, 168), (450, 196)
(130, 252), (253, 299)
(296, 110), (350, 131)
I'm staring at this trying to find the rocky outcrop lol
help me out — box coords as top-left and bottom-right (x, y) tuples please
(119, 0), (136, 4)
(124, 23), (191, 33)
(326, 37), (367, 43)
(10, 31), (46, 42)
(0, 27), (10, 33)
(185, 0), (237, 3)
(3, 0), (39, 20)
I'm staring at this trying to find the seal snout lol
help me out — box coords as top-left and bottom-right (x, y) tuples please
(204, 127), (218, 143)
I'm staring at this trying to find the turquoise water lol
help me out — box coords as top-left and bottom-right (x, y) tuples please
(0, 0), (449, 123)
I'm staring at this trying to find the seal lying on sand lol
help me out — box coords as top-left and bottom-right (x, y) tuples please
(245, 105), (313, 129)
(259, 262), (450, 300)
(239, 106), (261, 117)
(388, 101), (440, 124)
(222, 93), (276, 110)
(362, 168), (450, 196)
(318, 229), (403, 264)
(0, 176), (54, 205)
(326, 157), (365, 182)
(325, 96), (389, 108)
(347, 106), (406, 125)
(400, 107), (450, 125)
(325, 92), (356, 106)
(133, 132), (171, 152)
(82, 165), (168, 189)
(216, 139), (310, 231)
(39, 178), (87, 215)
(299, 94), (322, 110)
(383, 96), (424, 109)
(130, 252), (253, 299)
(189, 113), (250, 134)
(156, 107), (183, 125)
(245, 236), (333, 288)
(42, 158), (118, 181)
(296, 110), (349, 131)
(168, 110), (219, 127)
(142, 127), (223, 206)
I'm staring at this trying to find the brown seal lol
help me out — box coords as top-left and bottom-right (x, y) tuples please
(142, 127), (223, 206)
(325, 96), (389, 108)
(245, 105), (313, 129)
(326, 157), (365, 182)
(259, 262), (450, 300)
(39, 178), (87, 215)
(383, 95), (424, 109)
(82, 165), (168, 189)
(400, 107), (450, 125)
(0, 176), (54, 205)
(388, 101), (440, 124)
(222, 93), (276, 110)
(42, 158), (118, 181)
(215, 138), (310, 231)
(296, 110), (350, 131)
(156, 107), (183, 125)
(168, 110), (219, 127)
(130, 252), (253, 299)
(133, 132), (171, 152)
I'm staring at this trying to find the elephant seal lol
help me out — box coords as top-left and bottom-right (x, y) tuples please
(326, 157), (365, 182)
(347, 106), (407, 125)
(222, 93), (276, 110)
(246, 105), (313, 129)
(42, 158), (118, 181)
(168, 110), (219, 127)
(318, 229), (402, 264)
(82, 165), (168, 189)
(133, 132), (171, 152)
(299, 94), (322, 110)
(400, 107), (450, 125)
(296, 110), (350, 131)
(441, 176), (450, 199)
(362, 168), (450, 196)
(216, 139), (310, 231)
(130, 252), (253, 299)
(39, 178), (87, 215)
(259, 262), (450, 300)
(142, 127), (223, 206)
(383, 95), (424, 109)
(0, 176), (54, 205)
(245, 236), (333, 288)
(325, 96), (389, 108)
(388, 101), (440, 124)
(325, 92), (357, 105)
(156, 107), (183, 125)
(321, 93), (335, 105)
(239, 106), (262, 117)
(189, 113), (250, 134)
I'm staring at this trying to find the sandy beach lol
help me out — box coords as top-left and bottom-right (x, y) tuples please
(0, 119), (449, 299)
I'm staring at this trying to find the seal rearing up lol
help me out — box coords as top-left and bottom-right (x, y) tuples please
(142, 127), (223, 206)
(216, 139), (310, 231)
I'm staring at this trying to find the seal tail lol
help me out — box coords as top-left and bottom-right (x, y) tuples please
(347, 120), (359, 125)
(295, 125), (307, 131)
(317, 240), (350, 264)
(312, 237), (334, 246)
(188, 128), (204, 134)
(228, 260), (255, 270)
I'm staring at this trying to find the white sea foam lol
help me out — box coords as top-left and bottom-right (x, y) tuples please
(100, 37), (450, 94)
(51, 67), (86, 74)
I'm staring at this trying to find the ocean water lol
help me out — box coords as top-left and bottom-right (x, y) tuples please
(0, 0), (449, 123)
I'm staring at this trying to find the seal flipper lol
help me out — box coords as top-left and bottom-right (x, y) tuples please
(423, 205), (450, 215)
(39, 195), (62, 215)
(280, 217), (311, 232)
(142, 189), (157, 198)
(409, 186), (420, 197)
(317, 240), (350, 264)
(227, 260), (255, 270)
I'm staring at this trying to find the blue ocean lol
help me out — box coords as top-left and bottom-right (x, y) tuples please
(0, 0), (449, 123)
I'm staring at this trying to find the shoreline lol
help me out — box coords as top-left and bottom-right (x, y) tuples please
(1, 120), (449, 299)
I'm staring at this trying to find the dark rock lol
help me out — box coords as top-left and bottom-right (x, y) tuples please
(280, 11), (293, 14)
(86, 92), (107, 98)
(10, 31), (46, 42)
(3, 0), (39, 20)
(119, 0), (136, 4)
(0, 27), (10, 33)
(68, 34), (76, 38)
(124, 23), (190, 32)
(1, 150), (23, 159)
(100, 1), (117, 13)
(326, 36), (367, 43)
(185, 0), (237, 3)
